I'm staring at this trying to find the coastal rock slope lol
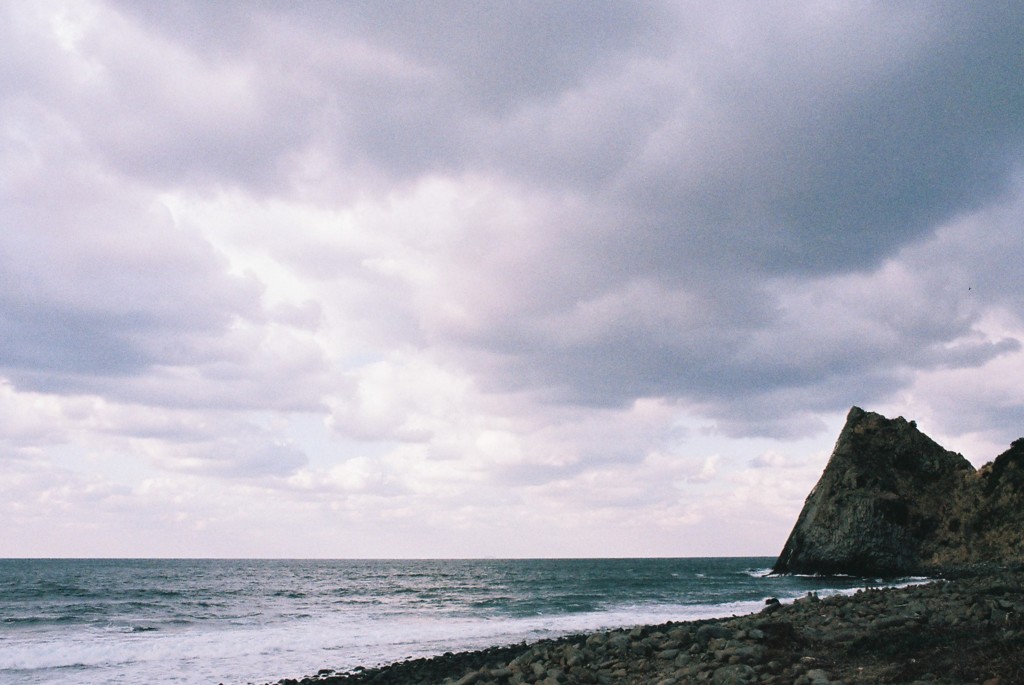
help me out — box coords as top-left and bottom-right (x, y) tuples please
(773, 406), (1024, 576)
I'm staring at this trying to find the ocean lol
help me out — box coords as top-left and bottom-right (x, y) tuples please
(0, 558), (915, 685)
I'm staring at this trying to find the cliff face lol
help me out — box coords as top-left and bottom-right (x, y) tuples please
(966, 438), (1024, 563)
(773, 407), (1023, 576)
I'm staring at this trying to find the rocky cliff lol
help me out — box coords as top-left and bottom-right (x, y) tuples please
(773, 406), (1024, 576)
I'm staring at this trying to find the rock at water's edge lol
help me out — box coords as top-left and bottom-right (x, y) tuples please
(773, 406), (1024, 576)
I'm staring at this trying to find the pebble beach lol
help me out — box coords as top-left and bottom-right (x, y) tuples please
(269, 567), (1024, 685)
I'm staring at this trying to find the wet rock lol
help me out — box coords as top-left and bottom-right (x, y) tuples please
(695, 623), (732, 646)
(711, 663), (757, 685)
(801, 669), (831, 685)
(454, 670), (480, 685)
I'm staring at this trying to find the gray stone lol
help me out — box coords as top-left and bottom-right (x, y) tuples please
(695, 624), (731, 645)
(454, 670), (481, 685)
(729, 645), (764, 664)
(805, 668), (831, 684)
(711, 664), (757, 685)
(605, 634), (630, 653)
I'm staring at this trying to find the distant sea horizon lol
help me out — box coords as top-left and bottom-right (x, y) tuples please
(0, 557), (923, 685)
(1, 554), (783, 560)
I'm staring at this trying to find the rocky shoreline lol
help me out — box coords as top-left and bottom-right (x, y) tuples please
(267, 567), (1023, 685)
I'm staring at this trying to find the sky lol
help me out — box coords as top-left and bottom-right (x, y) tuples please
(2, 1), (1023, 559)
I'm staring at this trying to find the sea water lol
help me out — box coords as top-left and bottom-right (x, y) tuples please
(0, 558), (913, 685)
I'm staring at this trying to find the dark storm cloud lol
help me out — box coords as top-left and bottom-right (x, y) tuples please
(450, 3), (1024, 429)
(3, 0), (1022, 437)
(0, 125), (263, 393)
(607, 3), (1024, 276)
(105, 1), (1024, 274)
(100, 0), (672, 190)
(112, 0), (668, 106)
(81, 2), (1024, 277)
(112, 2), (1024, 279)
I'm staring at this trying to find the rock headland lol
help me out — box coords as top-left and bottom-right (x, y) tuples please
(773, 406), (1024, 576)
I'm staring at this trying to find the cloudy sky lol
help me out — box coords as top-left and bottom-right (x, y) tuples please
(2, 1), (1023, 558)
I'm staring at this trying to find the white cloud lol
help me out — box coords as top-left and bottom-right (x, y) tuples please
(1, 0), (1023, 557)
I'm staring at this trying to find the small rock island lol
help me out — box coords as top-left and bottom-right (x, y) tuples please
(774, 406), (1024, 576)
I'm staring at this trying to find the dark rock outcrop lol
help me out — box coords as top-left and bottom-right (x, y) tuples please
(773, 406), (1024, 576)
(967, 437), (1024, 563)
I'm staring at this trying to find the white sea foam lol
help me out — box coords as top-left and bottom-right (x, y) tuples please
(2, 600), (775, 684)
(0, 558), (912, 685)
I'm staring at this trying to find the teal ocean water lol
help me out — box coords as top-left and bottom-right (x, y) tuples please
(0, 558), (917, 684)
